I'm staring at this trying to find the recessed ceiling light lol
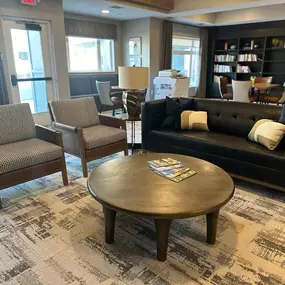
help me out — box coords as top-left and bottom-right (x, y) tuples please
(101, 10), (110, 14)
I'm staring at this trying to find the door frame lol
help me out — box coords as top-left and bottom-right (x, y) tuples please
(1, 16), (59, 125)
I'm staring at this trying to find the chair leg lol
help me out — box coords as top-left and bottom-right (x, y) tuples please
(81, 157), (88, 178)
(124, 142), (128, 156)
(61, 158), (68, 186)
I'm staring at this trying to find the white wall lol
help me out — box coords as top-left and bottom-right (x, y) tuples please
(121, 18), (150, 68)
(64, 13), (123, 74)
(0, 0), (70, 102)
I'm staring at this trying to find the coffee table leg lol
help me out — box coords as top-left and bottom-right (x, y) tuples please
(206, 210), (219, 245)
(104, 207), (117, 244)
(154, 219), (172, 262)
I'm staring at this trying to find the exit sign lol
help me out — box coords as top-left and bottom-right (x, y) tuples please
(21, 0), (37, 5)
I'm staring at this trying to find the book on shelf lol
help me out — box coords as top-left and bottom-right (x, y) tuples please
(214, 65), (233, 73)
(215, 54), (236, 62)
(237, 64), (252, 73)
(238, 54), (258, 62)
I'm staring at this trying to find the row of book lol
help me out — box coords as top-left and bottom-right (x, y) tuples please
(237, 64), (251, 73)
(215, 54), (236, 62)
(238, 54), (259, 62)
(214, 65), (233, 73)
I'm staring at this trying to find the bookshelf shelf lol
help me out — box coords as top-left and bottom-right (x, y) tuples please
(212, 36), (285, 84)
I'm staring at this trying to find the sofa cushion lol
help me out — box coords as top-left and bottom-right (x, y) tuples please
(0, 138), (62, 174)
(248, 119), (285, 150)
(49, 97), (100, 128)
(194, 99), (282, 137)
(69, 76), (92, 96)
(83, 125), (126, 150)
(181, 111), (209, 131)
(162, 97), (195, 128)
(147, 129), (285, 170)
(0, 103), (36, 145)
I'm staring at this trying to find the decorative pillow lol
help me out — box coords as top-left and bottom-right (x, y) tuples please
(248, 119), (285, 150)
(162, 97), (194, 129)
(180, 111), (209, 131)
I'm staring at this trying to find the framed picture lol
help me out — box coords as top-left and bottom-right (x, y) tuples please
(129, 37), (142, 56)
(129, 56), (142, 67)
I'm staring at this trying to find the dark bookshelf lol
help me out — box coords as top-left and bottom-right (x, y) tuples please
(212, 35), (285, 84)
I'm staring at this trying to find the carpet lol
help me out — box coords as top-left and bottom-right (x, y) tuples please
(0, 153), (284, 285)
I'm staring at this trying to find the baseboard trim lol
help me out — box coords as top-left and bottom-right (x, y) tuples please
(229, 173), (285, 192)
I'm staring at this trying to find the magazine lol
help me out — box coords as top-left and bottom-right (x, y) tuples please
(147, 158), (197, 183)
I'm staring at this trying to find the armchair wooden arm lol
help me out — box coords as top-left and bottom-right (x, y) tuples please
(99, 114), (126, 130)
(52, 122), (78, 133)
(35, 125), (63, 147)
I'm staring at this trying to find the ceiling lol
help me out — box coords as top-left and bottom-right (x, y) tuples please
(62, 0), (285, 26)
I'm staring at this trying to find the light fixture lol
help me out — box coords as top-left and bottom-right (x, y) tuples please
(101, 9), (110, 14)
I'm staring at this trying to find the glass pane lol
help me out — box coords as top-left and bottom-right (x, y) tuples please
(11, 29), (47, 113)
(18, 81), (47, 114)
(100, 39), (114, 71)
(11, 29), (45, 79)
(67, 36), (115, 72)
(172, 54), (190, 76)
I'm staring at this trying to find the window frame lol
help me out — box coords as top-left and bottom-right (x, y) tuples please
(172, 36), (200, 87)
(66, 35), (115, 74)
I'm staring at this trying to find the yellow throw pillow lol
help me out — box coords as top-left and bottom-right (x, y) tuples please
(248, 119), (285, 150)
(181, 111), (209, 131)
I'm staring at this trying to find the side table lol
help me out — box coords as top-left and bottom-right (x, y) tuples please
(116, 113), (141, 154)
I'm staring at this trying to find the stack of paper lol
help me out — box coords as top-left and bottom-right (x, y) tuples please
(148, 158), (197, 183)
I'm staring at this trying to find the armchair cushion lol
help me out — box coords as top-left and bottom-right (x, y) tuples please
(0, 103), (36, 145)
(83, 125), (126, 150)
(0, 138), (62, 174)
(49, 97), (100, 128)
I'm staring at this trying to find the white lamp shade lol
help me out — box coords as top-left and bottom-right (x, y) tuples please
(118, 66), (149, 89)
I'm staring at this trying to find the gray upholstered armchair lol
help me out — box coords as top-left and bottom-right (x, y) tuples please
(0, 103), (68, 208)
(48, 97), (128, 177)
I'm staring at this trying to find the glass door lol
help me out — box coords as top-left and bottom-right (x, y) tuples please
(2, 19), (56, 125)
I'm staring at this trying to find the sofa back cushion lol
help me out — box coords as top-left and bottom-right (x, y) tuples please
(69, 76), (92, 96)
(0, 103), (36, 145)
(49, 97), (100, 128)
(195, 99), (282, 137)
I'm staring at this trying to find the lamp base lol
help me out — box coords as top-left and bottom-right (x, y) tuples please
(122, 90), (146, 117)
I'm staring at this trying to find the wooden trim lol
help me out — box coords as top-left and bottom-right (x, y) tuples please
(35, 125), (62, 146)
(99, 115), (126, 130)
(229, 173), (285, 192)
(85, 140), (128, 162)
(0, 159), (64, 190)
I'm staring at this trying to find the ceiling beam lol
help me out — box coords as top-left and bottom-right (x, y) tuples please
(107, 0), (174, 11)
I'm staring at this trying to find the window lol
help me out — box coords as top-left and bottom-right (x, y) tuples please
(172, 37), (200, 87)
(66, 36), (115, 73)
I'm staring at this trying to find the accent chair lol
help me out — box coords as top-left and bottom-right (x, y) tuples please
(0, 103), (68, 208)
(48, 97), (128, 177)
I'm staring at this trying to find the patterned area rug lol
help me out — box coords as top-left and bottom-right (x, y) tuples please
(0, 153), (284, 285)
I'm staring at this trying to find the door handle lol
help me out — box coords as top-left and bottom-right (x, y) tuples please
(11, 74), (18, 87)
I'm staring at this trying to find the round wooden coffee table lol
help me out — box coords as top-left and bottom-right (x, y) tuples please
(87, 153), (235, 261)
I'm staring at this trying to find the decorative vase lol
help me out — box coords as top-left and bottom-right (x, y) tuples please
(122, 90), (146, 117)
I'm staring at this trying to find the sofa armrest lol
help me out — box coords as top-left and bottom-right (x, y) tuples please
(99, 114), (126, 130)
(35, 125), (63, 147)
(142, 100), (166, 132)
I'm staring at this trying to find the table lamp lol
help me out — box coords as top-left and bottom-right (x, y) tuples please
(118, 66), (149, 117)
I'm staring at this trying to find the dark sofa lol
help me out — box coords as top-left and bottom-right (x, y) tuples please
(142, 98), (285, 190)
(69, 74), (121, 111)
